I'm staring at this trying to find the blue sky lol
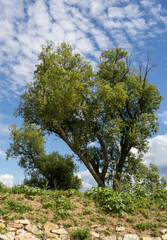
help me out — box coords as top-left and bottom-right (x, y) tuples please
(0, 0), (167, 190)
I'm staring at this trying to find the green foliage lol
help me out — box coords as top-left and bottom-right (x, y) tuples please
(85, 187), (133, 214)
(6, 199), (33, 213)
(85, 186), (167, 215)
(0, 182), (10, 193)
(41, 190), (75, 221)
(135, 221), (159, 232)
(127, 217), (135, 224)
(83, 208), (93, 215)
(0, 206), (10, 216)
(14, 42), (163, 189)
(7, 123), (82, 190)
(153, 187), (167, 199)
(71, 228), (90, 240)
(90, 216), (97, 222)
(133, 163), (167, 192)
(129, 184), (148, 197)
(54, 195), (74, 220)
(0, 227), (7, 235)
(98, 215), (107, 225)
(11, 184), (42, 196)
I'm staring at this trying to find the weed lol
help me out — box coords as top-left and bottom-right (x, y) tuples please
(72, 228), (90, 240)
(11, 185), (42, 197)
(127, 217), (135, 224)
(0, 206), (10, 216)
(7, 199), (33, 213)
(142, 210), (150, 219)
(83, 208), (93, 215)
(73, 219), (79, 226)
(0, 182), (10, 193)
(0, 227), (7, 235)
(64, 222), (73, 228)
(157, 216), (166, 223)
(90, 216), (97, 222)
(151, 230), (161, 237)
(135, 221), (159, 232)
(105, 227), (110, 236)
(84, 199), (91, 207)
(117, 221), (124, 226)
(98, 216), (107, 225)
(78, 212), (83, 217)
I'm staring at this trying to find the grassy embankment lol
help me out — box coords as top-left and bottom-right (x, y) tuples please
(0, 183), (166, 239)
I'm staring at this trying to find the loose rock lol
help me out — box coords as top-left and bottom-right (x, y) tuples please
(160, 230), (167, 235)
(162, 234), (167, 240)
(124, 234), (140, 240)
(116, 227), (126, 232)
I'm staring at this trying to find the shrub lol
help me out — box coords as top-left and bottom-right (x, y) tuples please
(72, 228), (90, 240)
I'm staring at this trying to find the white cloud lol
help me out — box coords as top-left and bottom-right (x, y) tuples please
(0, 149), (6, 159)
(0, 123), (9, 136)
(76, 169), (97, 191)
(143, 134), (167, 167)
(140, 0), (154, 8)
(158, 111), (167, 125)
(0, 114), (10, 136)
(0, 0), (166, 99)
(0, 174), (13, 188)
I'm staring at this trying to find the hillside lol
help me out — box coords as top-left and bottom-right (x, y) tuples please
(0, 184), (166, 240)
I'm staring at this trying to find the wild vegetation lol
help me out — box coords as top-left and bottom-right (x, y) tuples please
(0, 182), (166, 238)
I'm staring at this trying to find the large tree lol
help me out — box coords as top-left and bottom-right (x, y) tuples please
(6, 123), (82, 190)
(15, 42), (163, 190)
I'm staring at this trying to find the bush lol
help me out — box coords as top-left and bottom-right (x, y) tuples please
(11, 184), (42, 196)
(0, 182), (10, 193)
(85, 185), (167, 215)
(72, 228), (90, 240)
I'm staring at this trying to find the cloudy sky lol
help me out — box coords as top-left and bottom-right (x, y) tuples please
(0, 0), (167, 189)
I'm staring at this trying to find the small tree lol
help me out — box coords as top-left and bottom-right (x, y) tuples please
(6, 123), (82, 190)
(15, 42), (163, 190)
(133, 163), (167, 192)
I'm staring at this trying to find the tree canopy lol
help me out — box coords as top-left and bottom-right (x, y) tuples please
(6, 123), (82, 190)
(15, 42), (163, 190)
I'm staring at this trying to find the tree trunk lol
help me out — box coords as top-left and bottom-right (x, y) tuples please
(56, 123), (106, 187)
(113, 156), (125, 190)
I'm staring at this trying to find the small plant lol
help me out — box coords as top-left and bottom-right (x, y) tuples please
(98, 216), (107, 225)
(64, 222), (73, 228)
(72, 228), (90, 240)
(157, 216), (166, 223)
(135, 221), (159, 232)
(7, 199), (33, 213)
(117, 221), (124, 226)
(0, 182), (10, 193)
(90, 216), (97, 222)
(84, 199), (91, 207)
(0, 227), (8, 235)
(83, 208), (93, 215)
(73, 219), (79, 226)
(0, 206), (10, 216)
(127, 217), (135, 224)
(43, 200), (56, 209)
(11, 184), (42, 197)
(78, 212), (83, 217)
(151, 230), (161, 237)
(104, 227), (110, 236)
(142, 210), (150, 219)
